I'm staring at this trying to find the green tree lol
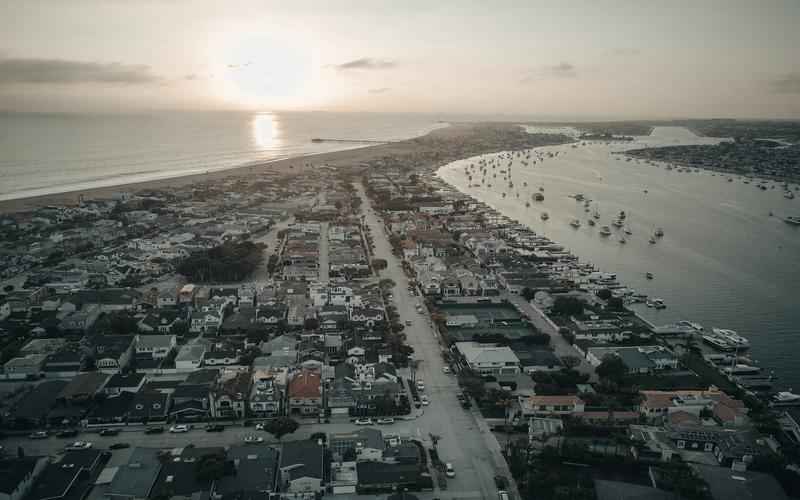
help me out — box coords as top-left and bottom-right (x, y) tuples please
(551, 296), (585, 316)
(379, 278), (396, 290)
(596, 355), (627, 383)
(521, 287), (537, 301)
(606, 296), (625, 311)
(596, 288), (612, 300)
(263, 417), (299, 441)
(371, 258), (388, 271)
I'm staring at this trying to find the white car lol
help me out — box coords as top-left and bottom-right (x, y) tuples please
(66, 441), (92, 450)
(416, 380), (425, 391)
(376, 418), (395, 425)
(255, 423), (265, 431)
(244, 435), (264, 444)
(421, 395), (430, 406)
(354, 418), (373, 426)
(405, 320), (412, 326)
(169, 425), (190, 433)
(442, 366), (451, 374)
(445, 463), (456, 478)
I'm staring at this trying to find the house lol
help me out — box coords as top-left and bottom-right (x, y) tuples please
(204, 349), (241, 366)
(446, 314), (479, 328)
(691, 464), (788, 500)
(169, 383), (211, 422)
(210, 370), (250, 419)
(638, 389), (748, 425)
(86, 391), (135, 426)
(157, 290), (177, 308)
(135, 335), (176, 359)
(455, 342), (520, 375)
(512, 347), (562, 373)
(0, 457), (49, 500)
(278, 440), (326, 497)
(103, 372), (146, 395)
(128, 391), (169, 423)
(3, 354), (47, 378)
(594, 480), (681, 500)
(137, 310), (181, 333)
(26, 450), (104, 500)
(106, 447), (162, 500)
(250, 370), (282, 418)
(59, 371), (110, 402)
(329, 428), (385, 462)
(149, 448), (218, 500)
(587, 346), (678, 374)
(356, 462), (421, 494)
(190, 310), (221, 334)
(91, 335), (135, 372)
(519, 395), (586, 417)
(288, 370), (323, 416)
(349, 307), (384, 327)
(257, 304), (288, 324)
(215, 446), (279, 499)
(174, 343), (206, 370)
(11, 380), (67, 427)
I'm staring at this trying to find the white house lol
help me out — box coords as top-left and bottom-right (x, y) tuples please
(135, 335), (177, 359)
(455, 342), (520, 375)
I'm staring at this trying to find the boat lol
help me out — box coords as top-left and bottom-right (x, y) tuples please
(654, 227), (664, 237)
(771, 391), (800, 407)
(712, 328), (750, 349)
(540, 212), (549, 221)
(587, 219), (596, 226)
(649, 236), (656, 244)
(646, 272), (654, 280)
(533, 192), (545, 202)
(647, 298), (665, 309)
(593, 210), (600, 220)
(599, 226), (612, 236)
(624, 226), (632, 235)
(722, 364), (761, 375)
(619, 236), (627, 244)
(612, 219), (625, 228)
(678, 320), (704, 331)
(784, 216), (800, 225)
(570, 219), (581, 228)
(703, 334), (736, 351)
(786, 191), (795, 199)
(618, 211), (627, 220)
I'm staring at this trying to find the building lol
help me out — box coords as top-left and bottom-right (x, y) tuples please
(455, 342), (520, 375)
(174, 343), (206, 370)
(249, 370), (282, 418)
(0, 457), (49, 500)
(329, 428), (385, 462)
(106, 448), (162, 500)
(215, 446), (279, 499)
(691, 464), (788, 500)
(135, 335), (176, 359)
(26, 450), (104, 500)
(288, 370), (323, 416)
(519, 395), (586, 417)
(210, 370), (250, 419)
(278, 440), (325, 497)
(103, 372), (146, 395)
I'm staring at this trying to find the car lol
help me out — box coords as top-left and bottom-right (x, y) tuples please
(145, 426), (164, 434)
(29, 431), (48, 439)
(169, 425), (190, 433)
(416, 380), (425, 391)
(405, 320), (412, 326)
(255, 423), (266, 431)
(421, 395), (430, 406)
(56, 429), (79, 438)
(442, 366), (450, 373)
(354, 418), (373, 425)
(243, 435), (264, 444)
(109, 442), (130, 450)
(498, 491), (510, 500)
(65, 441), (92, 450)
(445, 463), (455, 478)
(99, 428), (119, 436)
(376, 418), (395, 425)
(205, 424), (225, 432)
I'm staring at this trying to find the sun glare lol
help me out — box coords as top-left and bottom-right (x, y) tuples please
(252, 112), (280, 149)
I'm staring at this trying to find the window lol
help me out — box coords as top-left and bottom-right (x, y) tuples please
(704, 443), (713, 452)
(677, 440), (686, 449)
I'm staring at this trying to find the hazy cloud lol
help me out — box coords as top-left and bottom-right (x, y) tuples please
(368, 87), (391, 94)
(335, 58), (396, 71)
(0, 56), (160, 85)
(520, 62), (577, 83)
(611, 48), (641, 56)
(768, 73), (800, 94)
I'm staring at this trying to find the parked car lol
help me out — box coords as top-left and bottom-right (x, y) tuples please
(28, 431), (48, 440)
(205, 424), (225, 432)
(405, 320), (412, 326)
(445, 463), (456, 478)
(145, 427), (164, 434)
(494, 475), (509, 489)
(169, 425), (190, 433)
(65, 441), (92, 450)
(255, 423), (266, 431)
(442, 366), (450, 374)
(99, 429), (119, 436)
(498, 491), (510, 500)
(243, 435), (264, 444)
(376, 418), (395, 425)
(416, 380), (425, 391)
(421, 395), (430, 406)
(354, 418), (373, 425)
(109, 442), (130, 450)
(56, 429), (78, 438)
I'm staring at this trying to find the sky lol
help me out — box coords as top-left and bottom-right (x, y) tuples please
(1, 0), (799, 119)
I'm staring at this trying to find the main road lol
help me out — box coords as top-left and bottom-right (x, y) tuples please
(356, 183), (515, 500)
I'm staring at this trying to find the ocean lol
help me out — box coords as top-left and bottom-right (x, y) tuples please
(0, 111), (449, 201)
(438, 126), (800, 390)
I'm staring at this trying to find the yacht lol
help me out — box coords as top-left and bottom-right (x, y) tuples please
(599, 226), (612, 236)
(785, 191), (795, 199)
(540, 212), (549, 221)
(771, 391), (800, 407)
(619, 235), (627, 244)
(712, 328), (750, 349)
(784, 216), (800, 226)
(533, 192), (545, 202)
(624, 226), (632, 235)
(722, 364), (761, 375)
(587, 219), (596, 226)
(678, 320), (704, 331)
(703, 334), (736, 351)
(618, 210), (627, 220)
(654, 227), (665, 237)
(646, 298), (666, 309)
(570, 219), (581, 228)
(646, 272), (654, 280)
(649, 236), (657, 244)
(612, 219), (625, 228)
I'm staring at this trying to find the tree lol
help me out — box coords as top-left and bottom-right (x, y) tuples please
(195, 452), (227, 482)
(303, 317), (319, 331)
(596, 288), (612, 300)
(596, 355), (627, 383)
(606, 297), (625, 311)
(520, 287), (537, 301)
(263, 417), (299, 441)
(560, 355), (582, 370)
(551, 296), (585, 316)
(170, 320), (189, 337)
(3, 284), (14, 293)
(379, 278), (396, 290)
(371, 258), (388, 271)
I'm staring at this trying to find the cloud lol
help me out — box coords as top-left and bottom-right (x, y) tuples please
(768, 73), (800, 94)
(368, 87), (391, 94)
(0, 56), (160, 85)
(520, 62), (577, 83)
(611, 48), (641, 57)
(335, 58), (396, 71)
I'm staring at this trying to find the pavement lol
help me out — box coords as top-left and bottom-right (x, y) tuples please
(356, 183), (512, 500)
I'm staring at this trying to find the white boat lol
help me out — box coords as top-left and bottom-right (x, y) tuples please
(654, 227), (664, 237)
(570, 219), (581, 228)
(599, 226), (612, 236)
(678, 320), (704, 331)
(771, 391), (800, 407)
(703, 335), (735, 351)
(722, 364), (761, 375)
(784, 216), (800, 225)
(712, 328), (750, 349)
(624, 226), (632, 235)
(612, 219), (625, 228)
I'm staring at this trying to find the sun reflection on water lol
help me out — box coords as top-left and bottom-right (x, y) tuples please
(252, 112), (280, 149)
